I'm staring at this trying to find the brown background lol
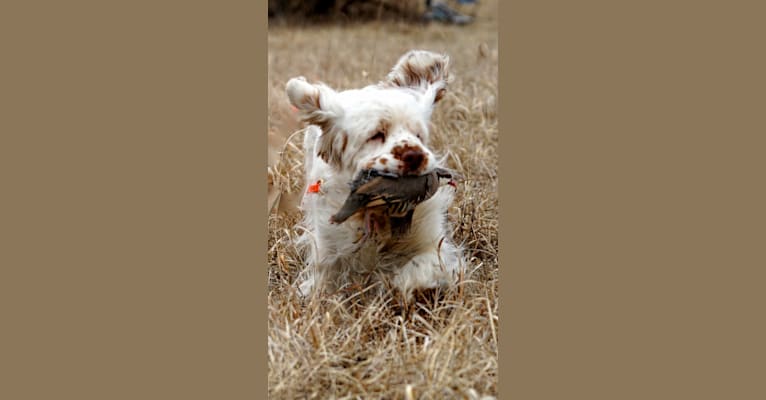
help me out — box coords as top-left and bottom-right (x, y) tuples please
(1, 0), (765, 399)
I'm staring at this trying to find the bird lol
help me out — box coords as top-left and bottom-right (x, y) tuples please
(330, 168), (457, 241)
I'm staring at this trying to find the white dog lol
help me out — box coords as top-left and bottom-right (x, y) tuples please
(286, 50), (465, 299)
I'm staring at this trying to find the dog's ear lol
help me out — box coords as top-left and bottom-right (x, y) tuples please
(286, 77), (341, 129)
(384, 50), (450, 103)
(286, 77), (344, 167)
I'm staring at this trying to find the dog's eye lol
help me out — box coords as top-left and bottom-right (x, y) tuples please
(369, 131), (385, 142)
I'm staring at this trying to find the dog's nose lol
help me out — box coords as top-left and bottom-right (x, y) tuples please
(401, 149), (425, 174)
(392, 143), (429, 175)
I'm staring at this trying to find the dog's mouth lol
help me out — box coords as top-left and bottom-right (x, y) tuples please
(354, 167), (453, 183)
(327, 167), (461, 246)
(330, 167), (459, 225)
(345, 168), (455, 198)
(358, 168), (399, 181)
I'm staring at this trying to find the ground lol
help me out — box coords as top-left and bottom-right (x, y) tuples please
(268, 2), (498, 398)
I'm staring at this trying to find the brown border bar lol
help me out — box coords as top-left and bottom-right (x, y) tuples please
(1, 1), (266, 399)
(505, 0), (766, 399)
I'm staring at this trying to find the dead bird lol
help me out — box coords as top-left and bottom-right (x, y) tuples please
(330, 168), (457, 240)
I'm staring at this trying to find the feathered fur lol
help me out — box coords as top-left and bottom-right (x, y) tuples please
(286, 50), (465, 299)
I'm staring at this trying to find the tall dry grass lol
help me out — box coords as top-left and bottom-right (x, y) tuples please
(269, 2), (497, 398)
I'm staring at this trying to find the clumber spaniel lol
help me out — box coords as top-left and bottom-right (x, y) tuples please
(286, 50), (465, 300)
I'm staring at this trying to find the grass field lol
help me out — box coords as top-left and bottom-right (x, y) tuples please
(268, 2), (498, 398)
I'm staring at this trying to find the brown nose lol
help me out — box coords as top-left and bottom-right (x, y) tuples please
(401, 149), (425, 174)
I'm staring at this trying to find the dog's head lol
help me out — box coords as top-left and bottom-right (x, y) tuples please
(286, 50), (450, 177)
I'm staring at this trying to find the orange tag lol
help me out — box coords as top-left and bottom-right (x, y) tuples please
(307, 179), (322, 194)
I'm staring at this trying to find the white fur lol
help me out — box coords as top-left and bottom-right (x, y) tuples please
(286, 50), (464, 299)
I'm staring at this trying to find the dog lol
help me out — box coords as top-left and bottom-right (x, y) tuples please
(286, 50), (465, 300)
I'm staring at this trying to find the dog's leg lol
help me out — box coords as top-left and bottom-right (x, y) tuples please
(392, 251), (456, 300)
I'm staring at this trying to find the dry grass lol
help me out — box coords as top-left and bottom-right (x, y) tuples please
(268, 2), (497, 398)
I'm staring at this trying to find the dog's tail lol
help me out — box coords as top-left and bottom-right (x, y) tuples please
(302, 125), (320, 180)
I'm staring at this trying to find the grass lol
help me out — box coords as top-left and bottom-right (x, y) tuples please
(268, 2), (497, 398)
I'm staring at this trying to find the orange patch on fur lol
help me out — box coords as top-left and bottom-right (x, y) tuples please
(307, 180), (322, 193)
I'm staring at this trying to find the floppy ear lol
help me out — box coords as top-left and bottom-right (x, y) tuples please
(384, 50), (451, 103)
(286, 77), (344, 167)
